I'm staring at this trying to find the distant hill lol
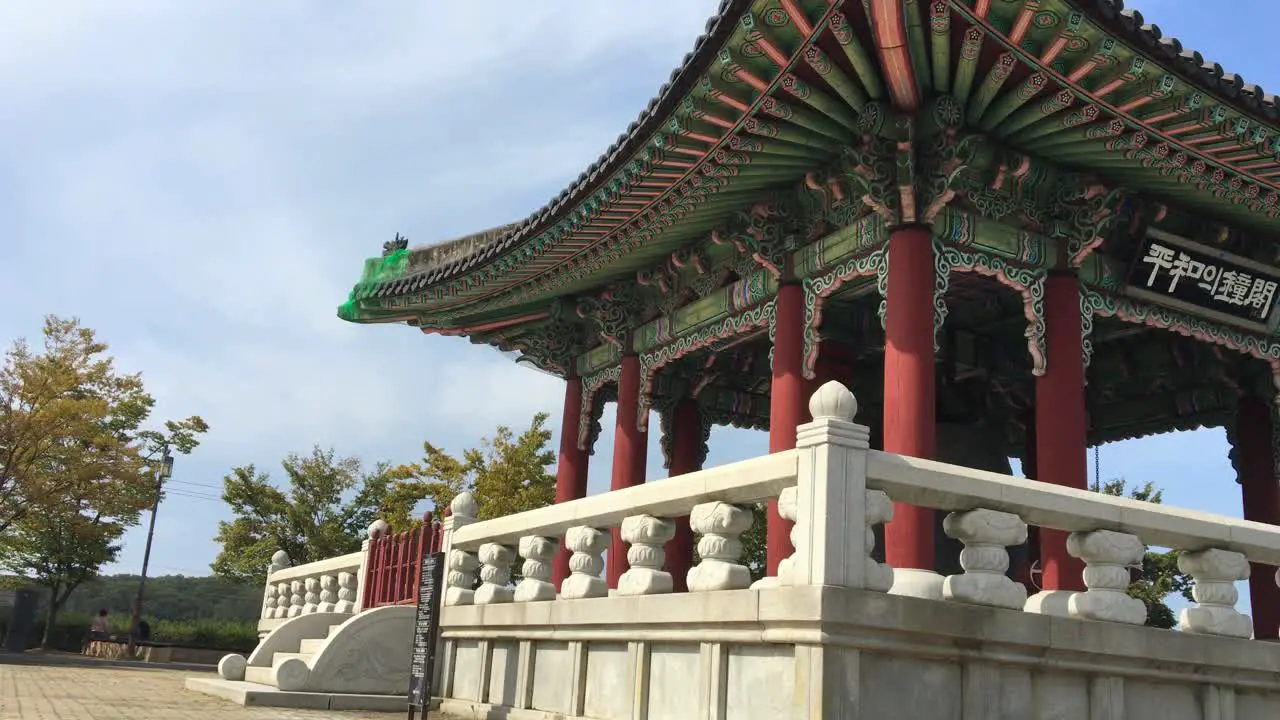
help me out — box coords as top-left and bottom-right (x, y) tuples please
(1, 574), (262, 622)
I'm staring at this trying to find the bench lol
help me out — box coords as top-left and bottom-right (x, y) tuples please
(83, 638), (174, 663)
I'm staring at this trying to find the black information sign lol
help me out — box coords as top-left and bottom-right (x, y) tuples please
(407, 551), (445, 719)
(1129, 234), (1280, 326)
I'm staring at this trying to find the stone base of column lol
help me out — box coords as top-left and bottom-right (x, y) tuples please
(887, 568), (944, 600)
(1024, 589), (1077, 617)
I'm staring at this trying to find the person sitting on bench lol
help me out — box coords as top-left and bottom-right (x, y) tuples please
(89, 609), (110, 641)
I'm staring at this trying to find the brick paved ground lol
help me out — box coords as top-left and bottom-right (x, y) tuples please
(0, 663), (452, 720)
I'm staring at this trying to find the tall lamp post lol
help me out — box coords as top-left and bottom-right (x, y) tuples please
(127, 451), (173, 658)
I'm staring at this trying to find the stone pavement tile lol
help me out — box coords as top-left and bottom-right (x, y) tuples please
(0, 664), (458, 720)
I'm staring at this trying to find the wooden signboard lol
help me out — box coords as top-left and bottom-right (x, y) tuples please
(1129, 232), (1280, 327)
(407, 551), (445, 720)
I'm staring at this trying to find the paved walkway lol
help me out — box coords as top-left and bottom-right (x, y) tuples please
(0, 663), (446, 719)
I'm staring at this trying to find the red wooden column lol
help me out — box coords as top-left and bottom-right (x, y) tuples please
(665, 398), (703, 592)
(882, 226), (939, 588)
(552, 375), (590, 591)
(1237, 395), (1280, 639)
(1035, 272), (1088, 594)
(607, 354), (649, 587)
(767, 282), (807, 576)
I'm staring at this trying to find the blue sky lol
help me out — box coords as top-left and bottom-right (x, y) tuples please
(0, 0), (1269, 616)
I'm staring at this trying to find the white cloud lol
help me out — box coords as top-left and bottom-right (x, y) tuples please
(0, 0), (728, 575)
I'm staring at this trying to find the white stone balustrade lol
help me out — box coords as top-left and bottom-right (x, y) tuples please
(288, 580), (305, 617)
(774, 487), (799, 585)
(444, 549), (480, 607)
(687, 501), (754, 592)
(257, 548), (363, 635)
(561, 526), (609, 600)
(474, 543), (516, 604)
(1179, 548), (1252, 638)
(514, 536), (557, 602)
(1066, 530), (1148, 625)
(618, 514), (677, 596)
(302, 577), (320, 614)
(942, 509), (1028, 610)
(432, 381), (1280, 646)
(863, 491), (894, 592)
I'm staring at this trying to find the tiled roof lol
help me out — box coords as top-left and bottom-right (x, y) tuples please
(1076, 1), (1280, 122)
(380, 0), (1280, 300)
(386, 0), (752, 296)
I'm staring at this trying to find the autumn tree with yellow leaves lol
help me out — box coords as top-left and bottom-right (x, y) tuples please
(0, 316), (207, 644)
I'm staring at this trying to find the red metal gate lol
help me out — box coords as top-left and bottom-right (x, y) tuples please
(362, 513), (444, 608)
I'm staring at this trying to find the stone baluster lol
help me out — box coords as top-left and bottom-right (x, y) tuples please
(1178, 549), (1251, 638)
(618, 515), (677, 596)
(687, 501), (754, 592)
(1066, 530), (1147, 625)
(514, 536), (557, 602)
(444, 549), (481, 606)
(303, 577), (320, 614)
(274, 582), (291, 618)
(475, 543), (516, 604)
(863, 490), (895, 592)
(262, 584), (278, 619)
(318, 575), (338, 613)
(776, 487), (800, 583)
(941, 509), (1029, 610)
(752, 488), (800, 590)
(561, 526), (609, 599)
(288, 580), (305, 617)
(336, 572), (357, 613)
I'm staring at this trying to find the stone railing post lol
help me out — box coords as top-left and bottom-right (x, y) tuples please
(941, 509), (1028, 610)
(1179, 549), (1251, 638)
(790, 381), (891, 591)
(1066, 530), (1147, 625)
(687, 502), (754, 592)
(561, 526), (609, 599)
(355, 519), (388, 612)
(618, 515), (676, 596)
(443, 492), (480, 607)
(261, 550), (290, 620)
(514, 536), (557, 602)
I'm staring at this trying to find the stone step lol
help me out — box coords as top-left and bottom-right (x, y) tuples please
(299, 638), (327, 654)
(271, 652), (312, 666)
(328, 624), (343, 638)
(245, 666), (275, 686)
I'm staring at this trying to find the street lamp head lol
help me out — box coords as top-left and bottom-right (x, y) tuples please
(160, 453), (174, 480)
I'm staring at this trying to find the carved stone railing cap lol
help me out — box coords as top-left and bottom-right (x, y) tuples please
(367, 518), (389, 539)
(809, 381), (857, 422)
(451, 491), (479, 519)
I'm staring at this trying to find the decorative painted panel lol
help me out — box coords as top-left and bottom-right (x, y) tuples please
(637, 299), (777, 431)
(1080, 285), (1280, 395)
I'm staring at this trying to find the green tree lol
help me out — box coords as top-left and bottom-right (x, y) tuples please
(0, 316), (145, 534)
(211, 447), (396, 583)
(0, 316), (207, 646)
(383, 413), (557, 528)
(1092, 478), (1195, 629)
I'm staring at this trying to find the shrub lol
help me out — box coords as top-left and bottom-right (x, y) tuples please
(0, 612), (257, 653)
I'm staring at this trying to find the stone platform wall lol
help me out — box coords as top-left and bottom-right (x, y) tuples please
(436, 587), (1280, 720)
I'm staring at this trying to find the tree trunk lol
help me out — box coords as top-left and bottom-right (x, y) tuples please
(40, 586), (61, 650)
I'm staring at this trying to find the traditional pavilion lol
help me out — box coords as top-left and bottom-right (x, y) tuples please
(339, 0), (1280, 636)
